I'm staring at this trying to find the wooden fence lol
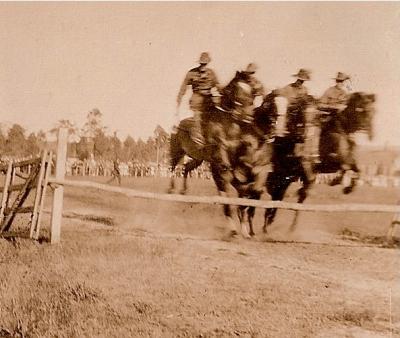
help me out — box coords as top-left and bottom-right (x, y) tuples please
(0, 151), (52, 239)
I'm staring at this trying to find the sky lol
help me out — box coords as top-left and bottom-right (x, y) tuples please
(0, 2), (399, 145)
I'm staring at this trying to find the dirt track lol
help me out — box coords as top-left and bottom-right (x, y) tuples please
(0, 176), (399, 337)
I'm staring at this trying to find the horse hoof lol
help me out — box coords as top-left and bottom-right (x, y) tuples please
(167, 188), (174, 194)
(241, 231), (251, 239)
(179, 190), (187, 195)
(230, 230), (238, 238)
(329, 178), (342, 186)
(343, 186), (354, 194)
(249, 231), (255, 237)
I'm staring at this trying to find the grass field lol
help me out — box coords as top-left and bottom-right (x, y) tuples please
(0, 176), (399, 337)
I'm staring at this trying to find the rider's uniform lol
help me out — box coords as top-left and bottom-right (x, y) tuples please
(177, 66), (221, 144)
(319, 85), (349, 113)
(275, 82), (309, 105)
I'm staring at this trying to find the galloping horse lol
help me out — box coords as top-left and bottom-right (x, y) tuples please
(263, 92), (375, 234)
(169, 71), (275, 238)
(316, 92), (375, 192)
(262, 94), (315, 233)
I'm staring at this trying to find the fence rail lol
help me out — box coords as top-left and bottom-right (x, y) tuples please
(48, 178), (400, 214)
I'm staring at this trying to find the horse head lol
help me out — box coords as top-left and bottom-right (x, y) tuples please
(220, 71), (256, 123)
(344, 92), (376, 139)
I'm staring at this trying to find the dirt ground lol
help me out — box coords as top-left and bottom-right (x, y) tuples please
(0, 176), (399, 337)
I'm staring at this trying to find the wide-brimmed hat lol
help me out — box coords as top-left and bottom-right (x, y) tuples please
(333, 72), (350, 82)
(198, 52), (211, 64)
(244, 63), (258, 74)
(292, 68), (311, 81)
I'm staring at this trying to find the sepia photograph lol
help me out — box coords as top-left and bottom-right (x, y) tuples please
(0, 2), (399, 337)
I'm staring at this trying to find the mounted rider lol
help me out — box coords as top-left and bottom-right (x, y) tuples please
(273, 68), (310, 106)
(272, 68), (312, 156)
(223, 63), (270, 188)
(317, 72), (354, 167)
(176, 52), (222, 145)
(318, 72), (351, 117)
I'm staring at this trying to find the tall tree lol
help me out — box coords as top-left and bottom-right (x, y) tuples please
(26, 132), (40, 156)
(122, 135), (136, 161)
(93, 129), (111, 159)
(110, 132), (122, 160)
(5, 124), (27, 156)
(154, 125), (170, 165)
(0, 129), (6, 154)
(82, 108), (106, 138)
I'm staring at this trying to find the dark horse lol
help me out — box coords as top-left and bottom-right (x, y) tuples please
(263, 92), (376, 234)
(169, 71), (275, 238)
(316, 92), (375, 191)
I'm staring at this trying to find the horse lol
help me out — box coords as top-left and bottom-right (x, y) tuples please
(168, 71), (275, 238)
(262, 92), (376, 234)
(316, 92), (376, 192)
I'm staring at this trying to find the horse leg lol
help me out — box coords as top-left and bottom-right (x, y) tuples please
(210, 163), (238, 238)
(168, 135), (185, 194)
(235, 191), (252, 239)
(264, 208), (277, 234)
(247, 206), (256, 237)
(329, 169), (344, 186)
(342, 144), (359, 194)
(247, 192), (262, 237)
(263, 175), (290, 234)
(181, 159), (203, 194)
(237, 204), (250, 238)
(342, 167), (359, 194)
(290, 161), (312, 232)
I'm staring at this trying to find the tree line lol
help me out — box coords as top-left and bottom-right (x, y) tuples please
(0, 109), (170, 164)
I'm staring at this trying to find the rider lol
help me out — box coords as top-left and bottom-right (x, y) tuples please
(272, 68), (311, 156)
(317, 72), (354, 169)
(273, 68), (310, 104)
(318, 72), (351, 116)
(176, 52), (221, 145)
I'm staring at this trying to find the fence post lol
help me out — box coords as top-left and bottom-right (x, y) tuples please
(0, 162), (13, 225)
(50, 128), (68, 244)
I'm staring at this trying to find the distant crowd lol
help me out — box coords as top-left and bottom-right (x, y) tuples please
(64, 157), (400, 187)
(0, 154), (399, 187)
(65, 158), (212, 179)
